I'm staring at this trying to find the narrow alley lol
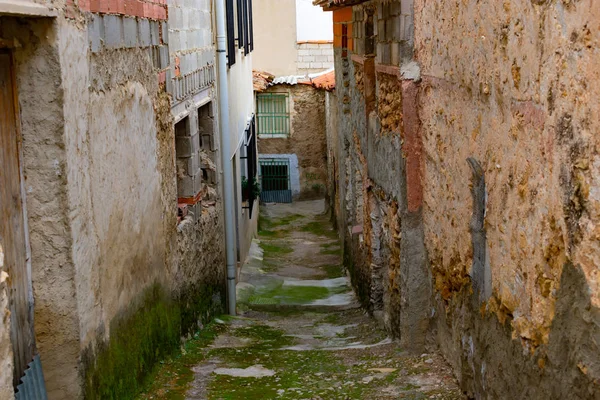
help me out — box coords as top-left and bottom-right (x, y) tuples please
(2, 0), (600, 398)
(139, 201), (461, 399)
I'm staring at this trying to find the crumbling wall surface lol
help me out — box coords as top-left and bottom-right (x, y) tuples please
(174, 203), (226, 339)
(415, 0), (600, 397)
(258, 85), (328, 199)
(0, 245), (13, 400)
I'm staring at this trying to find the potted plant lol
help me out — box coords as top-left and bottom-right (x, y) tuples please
(241, 176), (260, 201)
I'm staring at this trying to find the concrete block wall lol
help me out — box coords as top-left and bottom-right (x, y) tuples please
(351, 0), (413, 66)
(297, 42), (334, 74)
(175, 114), (203, 202)
(168, 0), (216, 104)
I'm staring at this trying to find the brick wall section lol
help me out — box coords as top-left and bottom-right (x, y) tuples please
(333, 7), (353, 50)
(352, 0), (413, 65)
(297, 42), (334, 74)
(71, 0), (167, 19)
(401, 80), (422, 212)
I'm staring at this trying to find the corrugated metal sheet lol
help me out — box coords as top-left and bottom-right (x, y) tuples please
(261, 190), (293, 203)
(272, 75), (301, 86)
(15, 355), (48, 400)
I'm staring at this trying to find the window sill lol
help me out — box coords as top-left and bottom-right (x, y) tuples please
(258, 134), (289, 139)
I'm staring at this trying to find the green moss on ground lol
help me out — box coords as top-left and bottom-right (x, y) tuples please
(260, 241), (294, 255)
(136, 320), (228, 400)
(300, 220), (338, 239)
(248, 283), (349, 306)
(319, 264), (345, 279)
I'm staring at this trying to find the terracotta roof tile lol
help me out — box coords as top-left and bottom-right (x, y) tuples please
(310, 70), (335, 91)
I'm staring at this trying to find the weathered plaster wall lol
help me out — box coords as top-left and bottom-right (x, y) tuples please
(258, 84), (328, 199)
(0, 16), (83, 398)
(72, 29), (187, 399)
(414, 0), (600, 397)
(0, 244), (14, 400)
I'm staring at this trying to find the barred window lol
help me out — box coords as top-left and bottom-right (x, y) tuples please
(256, 93), (290, 137)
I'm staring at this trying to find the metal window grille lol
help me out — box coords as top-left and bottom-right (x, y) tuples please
(259, 158), (292, 203)
(342, 23), (348, 58)
(226, 0), (236, 67)
(257, 93), (290, 137)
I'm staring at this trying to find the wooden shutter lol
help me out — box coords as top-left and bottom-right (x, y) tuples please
(226, 0), (236, 67)
(242, 0), (249, 55)
(236, 0), (244, 49)
(0, 51), (35, 387)
(248, 0), (254, 52)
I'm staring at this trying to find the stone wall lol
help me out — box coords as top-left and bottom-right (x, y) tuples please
(325, 0), (600, 398)
(415, 0), (600, 398)
(258, 84), (328, 200)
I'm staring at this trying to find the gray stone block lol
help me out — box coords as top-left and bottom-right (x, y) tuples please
(159, 45), (170, 69)
(377, 43), (391, 65)
(176, 134), (200, 157)
(150, 21), (160, 46)
(184, 153), (200, 176)
(88, 13), (104, 53)
(103, 15), (124, 49)
(138, 19), (151, 47)
(178, 175), (202, 198)
(166, 68), (173, 95)
(161, 21), (169, 44)
(123, 17), (138, 48)
(386, 17), (394, 40)
(378, 20), (387, 41)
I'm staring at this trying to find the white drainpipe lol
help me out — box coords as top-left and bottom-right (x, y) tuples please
(215, 0), (237, 315)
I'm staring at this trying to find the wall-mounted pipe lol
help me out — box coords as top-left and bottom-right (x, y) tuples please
(215, 0), (237, 315)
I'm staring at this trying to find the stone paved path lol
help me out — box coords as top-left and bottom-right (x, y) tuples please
(140, 200), (463, 400)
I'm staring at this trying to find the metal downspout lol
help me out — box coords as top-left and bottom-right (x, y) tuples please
(215, 0), (237, 315)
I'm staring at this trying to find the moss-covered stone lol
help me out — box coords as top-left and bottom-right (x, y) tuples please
(83, 282), (225, 400)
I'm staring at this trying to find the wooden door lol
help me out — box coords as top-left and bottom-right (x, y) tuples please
(0, 51), (35, 387)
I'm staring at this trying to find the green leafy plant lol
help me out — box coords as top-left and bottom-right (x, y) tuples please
(241, 176), (261, 201)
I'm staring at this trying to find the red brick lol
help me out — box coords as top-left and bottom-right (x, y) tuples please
(401, 80), (423, 213)
(99, 0), (110, 13)
(333, 23), (342, 36)
(334, 35), (342, 48)
(134, 0), (143, 17)
(333, 7), (352, 23)
(141, 2), (150, 17)
(108, 0), (118, 13)
(156, 5), (166, 19)
(65, 0), (77, 18)
(158, 70), (166, 84)
(117, 0), (126, 14)
(89, 0), (100, 12)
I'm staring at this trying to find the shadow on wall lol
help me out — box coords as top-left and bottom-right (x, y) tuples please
(436, 262), (600, 399)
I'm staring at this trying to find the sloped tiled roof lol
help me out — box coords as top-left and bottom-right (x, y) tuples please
(253, 69), (335, 92)
(313, 0), (367, 9)
(310, 69), (335, 91)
